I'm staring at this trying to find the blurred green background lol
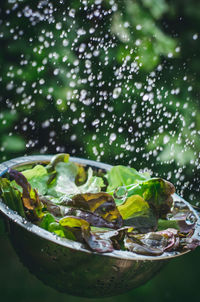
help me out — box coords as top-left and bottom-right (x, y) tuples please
(0, 0), (200, 301)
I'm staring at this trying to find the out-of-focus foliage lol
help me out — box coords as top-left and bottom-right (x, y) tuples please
(0, 0), (199, 203)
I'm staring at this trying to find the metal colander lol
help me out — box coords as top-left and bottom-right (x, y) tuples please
(0, 155), (199, 298)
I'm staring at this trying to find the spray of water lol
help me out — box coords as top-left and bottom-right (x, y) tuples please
(0, 0), (199, 203)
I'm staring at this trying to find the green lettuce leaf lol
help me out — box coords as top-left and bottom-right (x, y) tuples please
(126, 178), (175, 218)
(46, 153), (70, 173)
(47, 164), (105, 198)
(40, 213), (66, 238)
(106, 165), (150, 192)
(21, 165), (49, 195)
(157, 219), (179, 231)
(0, 177), (25, 217)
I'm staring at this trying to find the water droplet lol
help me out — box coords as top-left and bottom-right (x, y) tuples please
(112, 87), (121, 99)
(69, 9), (75, 18)
(56, 22), (62, 30)
(112, 265), (119, 272)
(109, 133), (117, 142)
(193, 33), (198, 40)
(113, 186), (128, 201)
(185, 212), (197, 225)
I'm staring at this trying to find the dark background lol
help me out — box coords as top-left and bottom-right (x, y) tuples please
(0, 0), (200, 301)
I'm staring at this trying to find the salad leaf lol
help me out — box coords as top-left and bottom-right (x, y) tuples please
(67, 192), (123, 228)
(40, 213), (55, 229)
(124, 228), (180, 256)
(47, 164), (104, 198)
(46, 153), (70, 173)
(124, 235), (163, 256)
(65, 208), (121, 229)
(40, 213), (66, 238)
(92, 227), (128, 250)
(134, 228), (180, 252)
(40, 195), (121, 228)
(8, 169), (43, 219)
(180, 237), (200, 250)
(78, 168), (105, 193)
(126, 178), (175, 218)
(117, 195), (149, 219)
(157, 219), (179, 231)
(60, 215), (90, 228)
(167, 201), (197, 233)
(123, 208), (158, 233)
(0, 177), (25, 217)
(75, 165), (87, 185)
(20, 165), (49, 195)
(106, 165), (150, 192)
(84, 230), (114, 253)
(59, 216), (114, 252)
(39, 196), (65, 217)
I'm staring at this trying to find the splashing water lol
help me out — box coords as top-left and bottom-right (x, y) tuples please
(113, 186), (128, 202)
(0, 0), (200, 203)
(185, 212), (197, 226)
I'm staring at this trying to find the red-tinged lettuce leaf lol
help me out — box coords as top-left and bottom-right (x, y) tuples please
(168, 202), (197, 233)
(8, 169), (43, 220)
(39, 196), (64, 217)
(59, 216), (114, 253)
(92, 227), (130, 250)
(124, 228), (180, 255)
(124, 235), (163, 256)
(156, 228), (180, 251)
(66, 192), (123, 228)
(83, 230), (114, 253)
(134, 228), (180, 252)
(171, 213), (196, 233)
(66, 208), (121, 229)
(117, 194), (157, 232)
(40, 195), (120, 228)
(180, 237), (200, 250)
